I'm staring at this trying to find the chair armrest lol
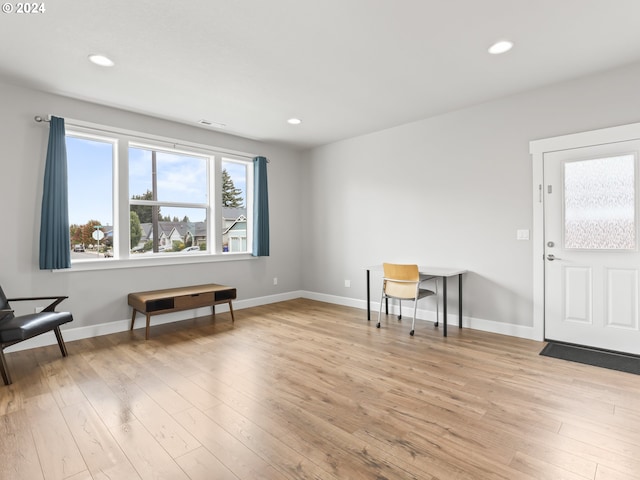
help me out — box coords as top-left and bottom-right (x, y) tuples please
(0, 309), (14, 321)
(7, 296), (68, 312)
(418, 275), (438, 289)
(419, 274), (436, 281)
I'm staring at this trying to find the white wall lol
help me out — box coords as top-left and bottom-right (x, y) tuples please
(5, 61), (640, 346)
(302, 62), (640, 337)
(0, 81), (304, 339)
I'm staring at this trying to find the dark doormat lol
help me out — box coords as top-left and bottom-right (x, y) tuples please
(540, 342), (640, 375)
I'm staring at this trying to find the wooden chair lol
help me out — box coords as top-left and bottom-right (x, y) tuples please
(377, 263), (438, 336)
(0, 286), (73, 385)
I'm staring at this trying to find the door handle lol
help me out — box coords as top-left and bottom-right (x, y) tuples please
(547, 254), (560, 261)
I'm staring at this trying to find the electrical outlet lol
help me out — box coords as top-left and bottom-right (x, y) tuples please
(273, 277), (278, 285)
(344, 280), (351, 288)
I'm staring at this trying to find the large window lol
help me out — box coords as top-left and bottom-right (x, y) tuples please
(66, 125), (253, 264)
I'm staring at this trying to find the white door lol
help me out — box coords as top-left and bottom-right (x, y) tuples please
(544, 141), (640, 354)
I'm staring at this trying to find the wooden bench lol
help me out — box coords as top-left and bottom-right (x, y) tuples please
(128, 283), (236, 339)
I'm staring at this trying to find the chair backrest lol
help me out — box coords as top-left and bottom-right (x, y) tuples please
(382, 263), (420, 299)
(0, 286), (14, 321)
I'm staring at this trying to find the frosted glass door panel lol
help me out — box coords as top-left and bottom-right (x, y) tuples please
(564, 155), (636, 250)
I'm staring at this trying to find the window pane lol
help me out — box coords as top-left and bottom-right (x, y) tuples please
(129, 147), (207, 204)
(221, 160), (248, 253)
(564, 155), (636, 249)
(67, 136), (114, 259)
(130, 207), (207, 254)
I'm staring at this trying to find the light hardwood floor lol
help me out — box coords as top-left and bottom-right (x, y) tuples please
(1, 299), (639, 480)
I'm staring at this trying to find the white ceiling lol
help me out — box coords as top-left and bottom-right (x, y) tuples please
(2, 0), (640, 150)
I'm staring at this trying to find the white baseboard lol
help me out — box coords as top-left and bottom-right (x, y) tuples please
(300, 291), (537, 340)
(6, 290), (536, 352)
(5, 291), (304, 353)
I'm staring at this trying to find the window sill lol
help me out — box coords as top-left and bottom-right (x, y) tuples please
(55, 252), (256, 272)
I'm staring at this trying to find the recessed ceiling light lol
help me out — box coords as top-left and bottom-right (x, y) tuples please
(88, 54), (115, 67)
(488, 40), (514, 55)
(287, 118), (302, 125)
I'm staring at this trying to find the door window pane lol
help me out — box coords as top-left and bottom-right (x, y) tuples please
(564, 155), (636, 249)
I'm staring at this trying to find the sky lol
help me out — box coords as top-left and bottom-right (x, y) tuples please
(66, 136), (248, 226)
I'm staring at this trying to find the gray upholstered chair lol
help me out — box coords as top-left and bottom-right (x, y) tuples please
(0, 286), (73, 385)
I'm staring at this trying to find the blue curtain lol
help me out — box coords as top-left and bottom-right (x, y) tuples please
(252, 156), (270, 256)
(39, 116), (71, 269)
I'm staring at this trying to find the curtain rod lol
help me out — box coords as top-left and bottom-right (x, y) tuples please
(34, 115), (269, 162)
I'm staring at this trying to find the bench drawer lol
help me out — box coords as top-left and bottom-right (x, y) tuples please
(174, 292), (215, 310)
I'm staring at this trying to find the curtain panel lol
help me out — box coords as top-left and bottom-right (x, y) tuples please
(39, 116), (71, 270)
(252, 156), (270, 256)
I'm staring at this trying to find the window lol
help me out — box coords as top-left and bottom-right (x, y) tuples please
(67, 135), (115, 259)
(66, 124), (254, 264)
(564, 155), (636, 250)
(221, 159), (248, 253)
(129, 146), (208, 254)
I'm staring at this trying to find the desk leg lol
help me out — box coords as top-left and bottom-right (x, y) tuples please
(366, 269), (371, 321)
(459, 273), (463, 328)
(443, 277), (448, 337)
(435, 277), (439, 327)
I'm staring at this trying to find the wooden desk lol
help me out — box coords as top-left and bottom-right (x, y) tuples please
(128, 283), (236, 339)
(365, 266), (467, 337)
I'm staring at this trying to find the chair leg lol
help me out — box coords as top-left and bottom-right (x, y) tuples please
(0, 348), (12, 385)
(53, 326), (68, 357)
(398, 299), (402, 320)
(410, 300), (418, 336)
(377, 292), (384, 328)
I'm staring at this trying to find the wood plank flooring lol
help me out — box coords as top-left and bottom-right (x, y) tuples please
(1, 298), (639, 479)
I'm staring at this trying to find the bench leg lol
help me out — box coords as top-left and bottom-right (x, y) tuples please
(130, 309), (137, 330)
(0, 349), (11, 385)
(53, 326), (68, 357)
(228, 301), (235, 322)
(211, 302), (234, 322)
(145, 314), (151, 340)
(130, 309), (152, 340)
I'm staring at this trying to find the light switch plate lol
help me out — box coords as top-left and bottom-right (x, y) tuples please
(517, 229), (530, 241)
